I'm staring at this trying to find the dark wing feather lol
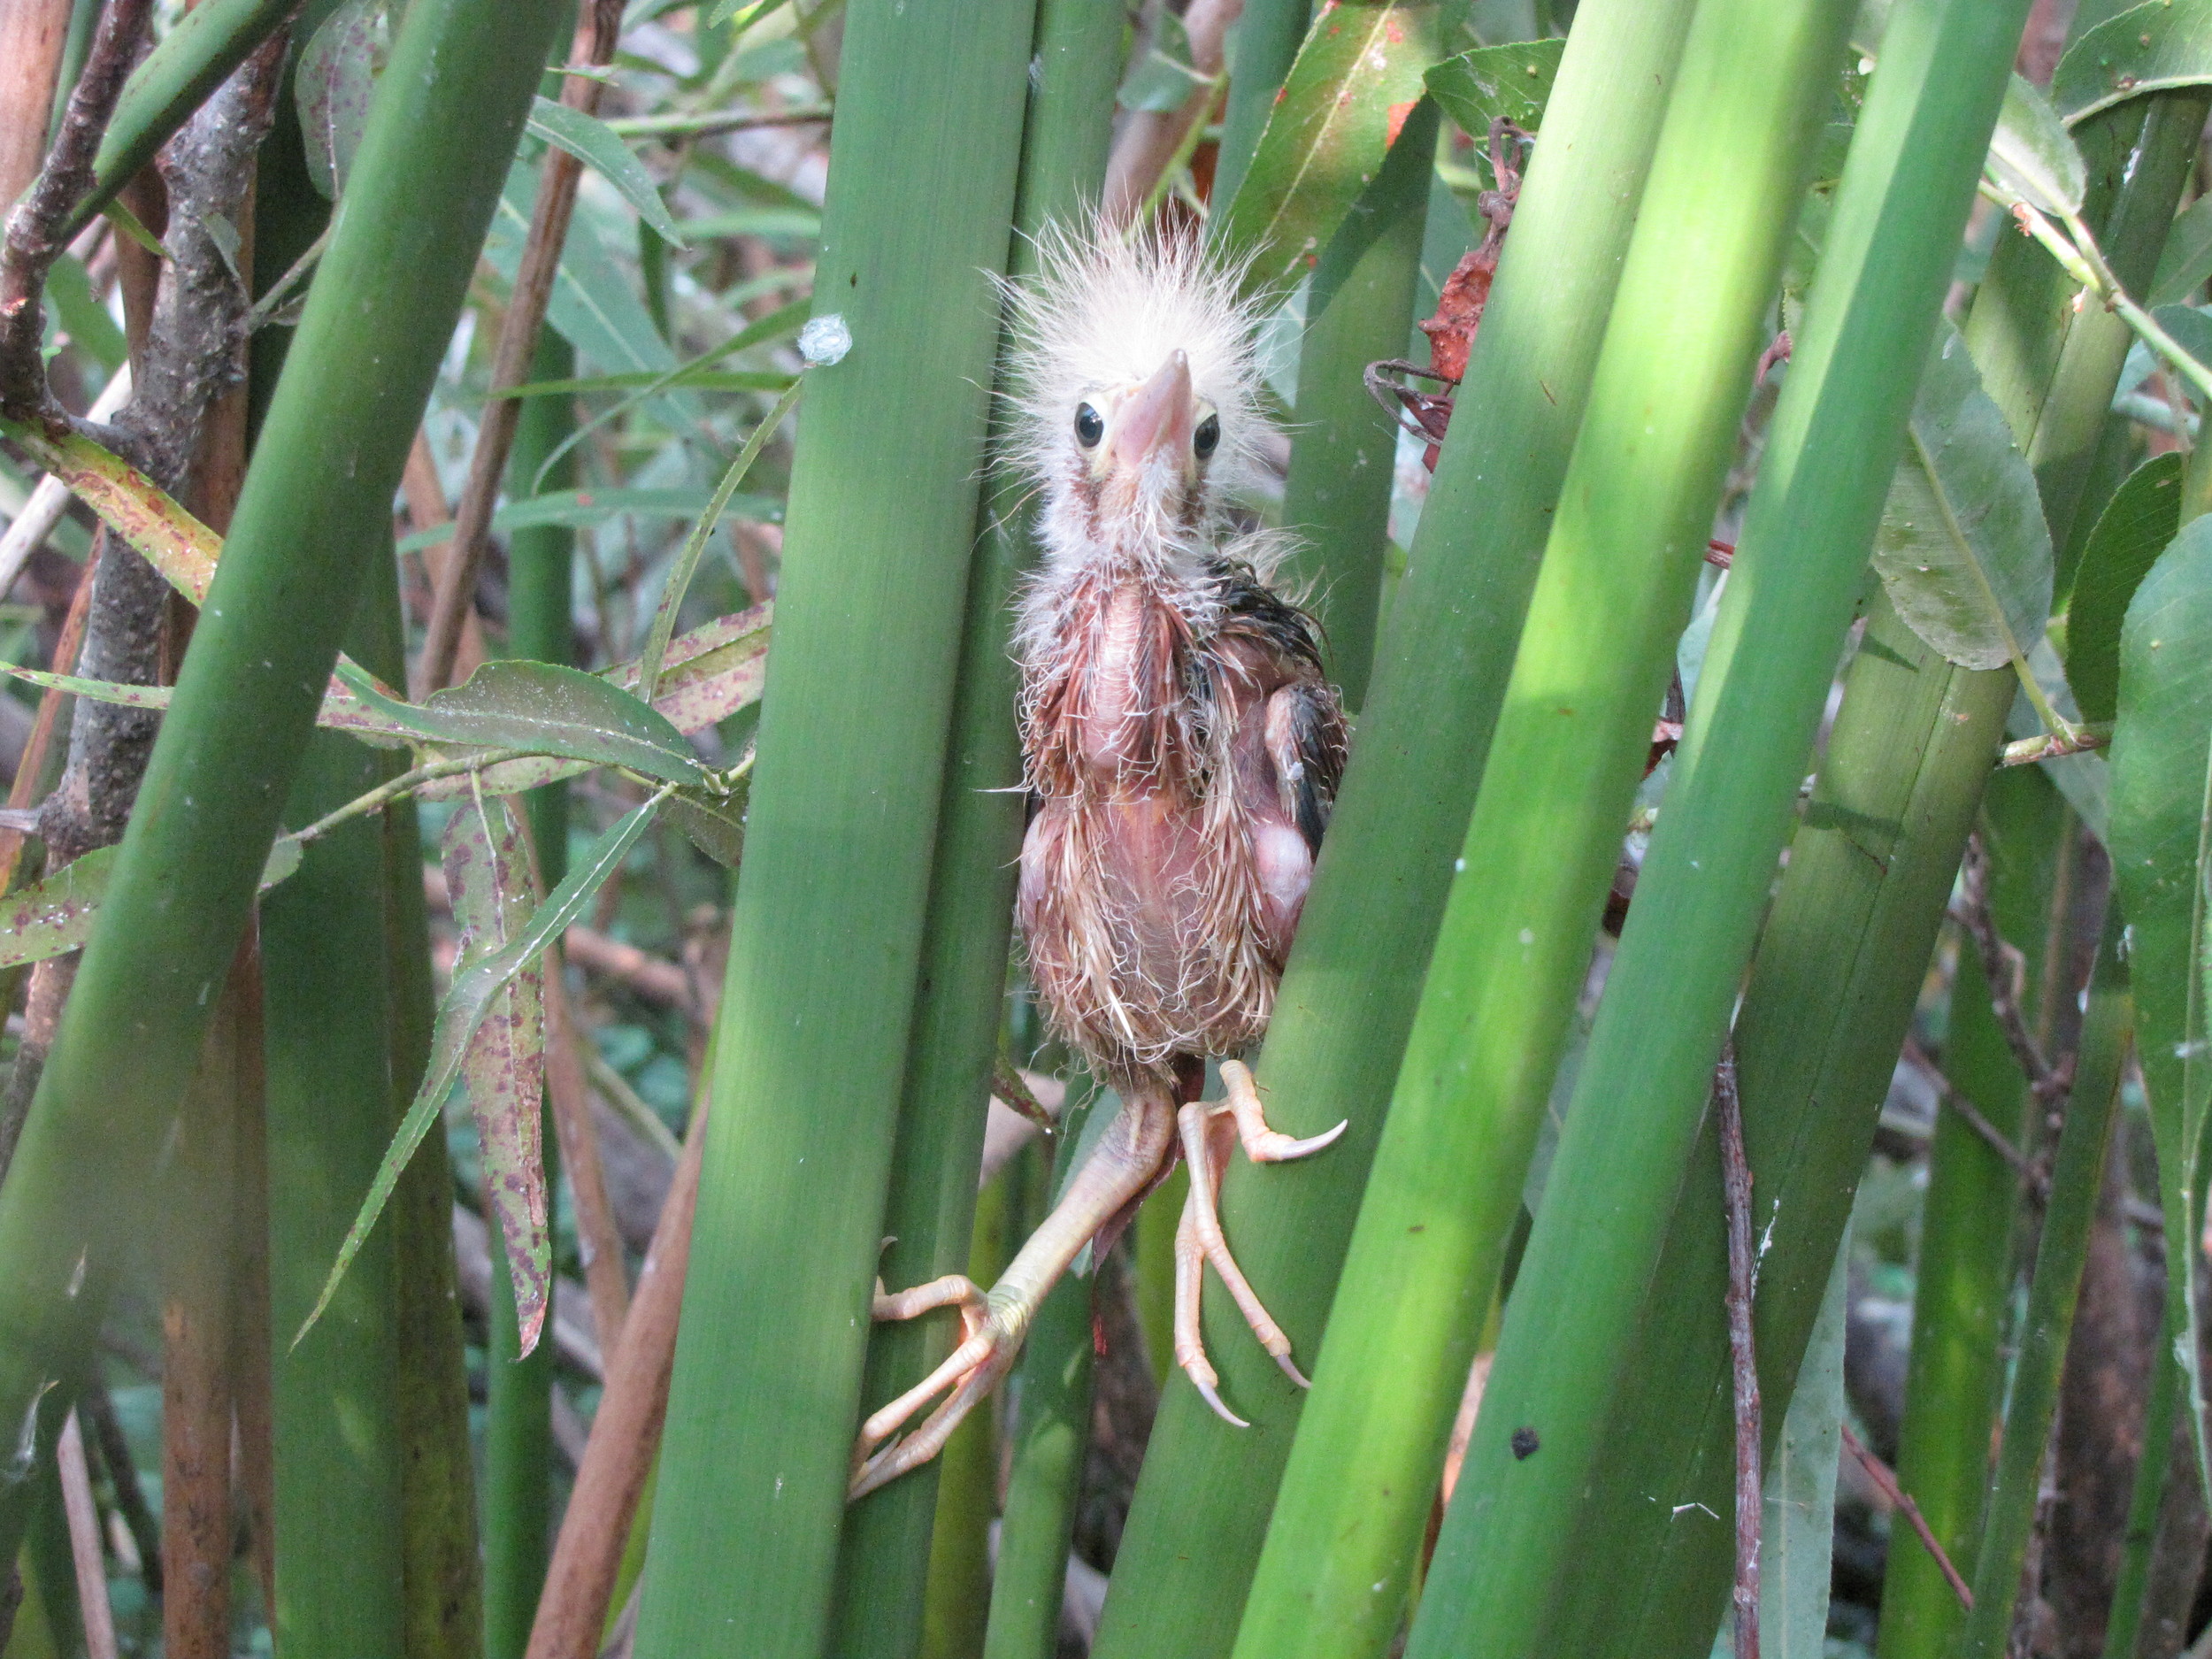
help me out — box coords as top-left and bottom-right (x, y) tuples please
(1210, 561), (1349, 856)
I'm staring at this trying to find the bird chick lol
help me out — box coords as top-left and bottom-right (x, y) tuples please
(850, 225), (1349, 1501)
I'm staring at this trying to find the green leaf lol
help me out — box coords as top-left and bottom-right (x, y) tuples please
(1119, 12), (1210, 114)
(1215, 1), (1444, 298)
(665, 785), (749, 868)
(2108, 516), (2212, 1498)
(1985, 73), (2085, 217)
(2067, 452), (2183, 723)
(0, 836), (301, 972)
(442, 788), (549, 1357)
(43, 255), (126, 373)
(527, 96), (685, 248)
(1760, 1228), (1849, 1659)
(2153, 190), (2212, 307)
(334, 658), (707, 786)
(1873, 323), (2056, 672)
(2055, 0), (2212, 125)
(295, 0), (395, 199)
(1424, 38), (1563, 141)
(295, 787), (672, 1348)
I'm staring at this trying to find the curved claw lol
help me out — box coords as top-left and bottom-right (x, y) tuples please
(1188, 1365), (1250, 1429)
(1260, 1118), (1348, 1162)
(1274, 1351), (1312, 1390)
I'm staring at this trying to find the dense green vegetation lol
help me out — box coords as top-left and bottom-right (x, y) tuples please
(5, 1), (2212, 1656)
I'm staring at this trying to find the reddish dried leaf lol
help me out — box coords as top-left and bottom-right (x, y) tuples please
(443, 790), (549, 1356)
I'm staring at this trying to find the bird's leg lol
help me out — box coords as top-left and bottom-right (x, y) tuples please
(849, 1088), (1178, 1500)
(1173, 1059), (1347, 1425)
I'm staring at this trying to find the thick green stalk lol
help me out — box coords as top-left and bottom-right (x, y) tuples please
(482, 315), (577, 1659)
(1278, 96), (1438, 710)
(917, 1170), (1015, 1659)
(1212, 0), (1312, 217)
(633, 4), (1035, 1653)
(1264, 7), (2018, 1655)
(0, 0), (562, 1563)
(1486, 82), (2212, 1659)
(823, 4), (1116, 1647)
(1877, 774), (2069, 1659)
(980, 1227), (1096, 1659)
(262, 560), (415, 1659)
(1959, 907), (2129, 1658)
(1092, 4), (1698, 1647)
(387, 791), (485, 1659)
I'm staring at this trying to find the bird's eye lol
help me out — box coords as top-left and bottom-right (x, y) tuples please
(1194, 413), (1221, 460)
(1074, 403), (1104, 448)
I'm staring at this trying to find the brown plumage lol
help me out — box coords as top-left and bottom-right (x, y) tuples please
(850, 226), (1349, 1499)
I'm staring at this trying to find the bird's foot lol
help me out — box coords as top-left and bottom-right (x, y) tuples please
(849, 1087), (1180, 1500)
(1173, 1060), (1347, 1426)
(849, 1279), (1025, 1501)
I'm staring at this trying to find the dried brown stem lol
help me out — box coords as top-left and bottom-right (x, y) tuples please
(0, 0), (152, 426)
(547, 964), (632, 1348)
(162, 945), (256, 1659)
(524, 1099), (708, 1659)
(57, 1409), (119, 1659)
(1717, 1045), (1762, 1659)
(1955, 832), (2069, 1105)
(419, 0), (623, 696)
(0, 0), (77, 214)
(1841, 1422), (1975, 1610)
(79, 1376), (160, 1597)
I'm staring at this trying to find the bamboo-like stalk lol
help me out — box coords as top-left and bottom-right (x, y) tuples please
(981, 1263), (1095, 1659)
(1277, 96), (1438, 710)
(918, 1170), (1016, 1659)
(975, 1089), (1103, 1659)
(386, 789), (486, 1659)
(1469, 76), (2212, 1659)
(0, 0), (566, 1566)
(1238, 0), (1866, 1648)
(633, 4), (1036, 1652)
(261, 554), (430, 1658)
(1093, 4), (1699, 1647)
(1878, 779), (2069, 1659)
(1399, 6), (2029, 1649)
(1957, 906), (2128, 1657)
(824, 2), (1117, 1648)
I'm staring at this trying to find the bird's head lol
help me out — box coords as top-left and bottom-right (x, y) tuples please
(1008, 224), (1267, 576)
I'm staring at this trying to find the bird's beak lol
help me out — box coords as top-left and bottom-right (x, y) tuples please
(1106, 349), (1196, 474)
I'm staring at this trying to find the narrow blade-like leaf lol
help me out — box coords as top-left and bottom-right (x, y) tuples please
(527, 96), (685, 246)
(335, 658), (707, 786)
(2108, 517), (2212, 1495)
(294, 787), (671, 1346)
(2066, 452), (2182, 721)
(443, 789), (549, 1357)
